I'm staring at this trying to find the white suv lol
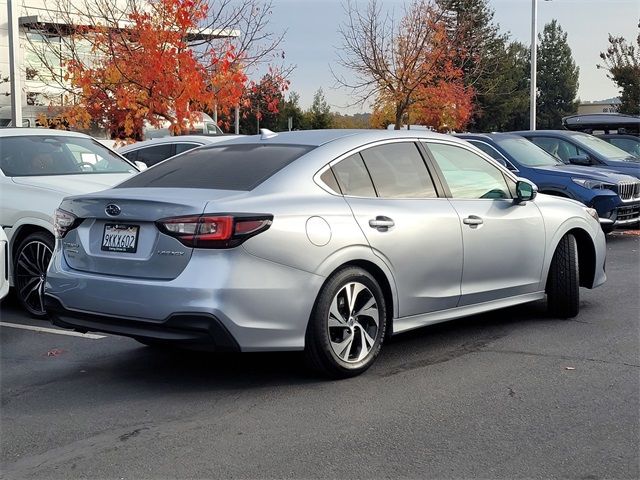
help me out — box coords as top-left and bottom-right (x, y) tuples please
(0, 128), (139, 316)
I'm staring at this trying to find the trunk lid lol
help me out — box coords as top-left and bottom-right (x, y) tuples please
(59, 188), (246, 279)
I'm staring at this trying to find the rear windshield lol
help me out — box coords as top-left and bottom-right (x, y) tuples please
(117, 143), (315, 190)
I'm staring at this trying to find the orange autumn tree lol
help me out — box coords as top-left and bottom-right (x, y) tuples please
(56, 0), (247, 139)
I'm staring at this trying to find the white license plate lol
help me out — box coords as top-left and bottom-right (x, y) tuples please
(101, 224), (139, 253)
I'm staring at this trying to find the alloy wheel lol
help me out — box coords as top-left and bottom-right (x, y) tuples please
(327, 281), (380, 363)
(15, 240), (53, 316)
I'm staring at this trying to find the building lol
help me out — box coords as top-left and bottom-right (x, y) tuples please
(577, 98), (622, 115)
(0, 0), (238, 127)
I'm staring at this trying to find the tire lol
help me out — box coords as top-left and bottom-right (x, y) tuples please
(546, 233), (580, 318)
(13, 231), (54, 318)
(305, 267), (387, 378)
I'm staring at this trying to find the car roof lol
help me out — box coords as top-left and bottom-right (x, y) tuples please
(456, 132), (524, 142)
(117, 135), (237, 152)
(510, 130), (587, 137)
(207, 129), (465, 148)
(0, 128), (91, 138)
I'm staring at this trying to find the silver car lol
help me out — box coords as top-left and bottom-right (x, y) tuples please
(45, 130), (607, 377)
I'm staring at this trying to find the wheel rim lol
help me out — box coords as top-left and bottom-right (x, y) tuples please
(15, 240), (52, 315)
(327, 281), (380, 364)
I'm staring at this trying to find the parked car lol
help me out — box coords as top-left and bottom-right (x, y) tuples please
(596, 134), (640, 158)
(512, 130), (640, 179)
(45, 130), (606, 378)
(457, 133), (640, 231)
(0, 228), (8, 301)
(0, 128), (140, 316)
(118, 135), (235, 167)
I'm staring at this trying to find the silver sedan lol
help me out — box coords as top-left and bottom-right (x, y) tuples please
(45, 129), (606, 378)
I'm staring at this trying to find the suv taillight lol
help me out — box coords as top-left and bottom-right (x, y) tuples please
(156, 214), (273, 248)
(54, 209), (80, 238)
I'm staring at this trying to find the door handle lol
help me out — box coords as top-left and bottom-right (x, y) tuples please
(369, 216), (395, 231)
(462, 215), (484, 227)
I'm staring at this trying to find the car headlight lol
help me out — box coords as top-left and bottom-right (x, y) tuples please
(572, 178), (614, 190)
(584, 207), (599, 223)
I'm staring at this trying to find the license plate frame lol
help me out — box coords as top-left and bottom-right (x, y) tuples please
(101, 223), (140, 253)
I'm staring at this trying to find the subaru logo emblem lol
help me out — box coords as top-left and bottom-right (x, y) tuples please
(105, 204), (121, 216)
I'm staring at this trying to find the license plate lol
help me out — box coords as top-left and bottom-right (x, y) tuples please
(101, 224), (139, 253)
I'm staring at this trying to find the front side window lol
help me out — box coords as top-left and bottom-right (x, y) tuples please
(0, 136), (137, 177)
(426, 143), (512, 200)
(529, 136), (582, 163)
(360, 143), (437, 198)
(331, 153), (376, 197)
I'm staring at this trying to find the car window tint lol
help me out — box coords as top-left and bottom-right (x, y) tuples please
(320, 168), (341, 193)
(118, 144), (315, 191)
(608, 138), (640, 157)
(122, 150), (138, 162)
(331, 153), (376, 197)
(175, 143), (201, 155)
(529, 136), (581, 163)
(467, 140), (517, 170)
(360, 143), (436, 198)
(0, 136), (136, 176)
(136, 144), (174, 166)
(426, 143), (512, 200)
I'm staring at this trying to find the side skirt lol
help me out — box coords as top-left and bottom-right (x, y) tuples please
(392, 291), (546, 335)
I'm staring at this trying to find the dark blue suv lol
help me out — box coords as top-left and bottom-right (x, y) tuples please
(512, 130), (640, 179)
(457, 133), (640, 231)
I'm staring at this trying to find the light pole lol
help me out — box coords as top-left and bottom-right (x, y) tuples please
(7, 0), (22, 127)
(530, 0), (537, 130)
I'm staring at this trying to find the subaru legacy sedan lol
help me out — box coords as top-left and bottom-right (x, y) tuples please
(45, 130), (606, 378)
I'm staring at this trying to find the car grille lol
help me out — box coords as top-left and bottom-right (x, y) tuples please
(616, 204), (640, 223)
(617, 181), (640, 202)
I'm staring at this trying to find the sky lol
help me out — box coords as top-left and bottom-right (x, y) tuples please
(263, 0), (640, 113)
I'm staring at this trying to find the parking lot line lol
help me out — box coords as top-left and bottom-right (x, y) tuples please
(0, 322), (106, 339)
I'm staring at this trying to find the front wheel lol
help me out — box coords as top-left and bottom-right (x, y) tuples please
(546, 233), (580, 318)
(305, 267), (387, 378)
(13, 231), (54, 318)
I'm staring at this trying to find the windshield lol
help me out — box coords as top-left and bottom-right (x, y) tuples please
(496, 136), (564, 167)
(0, 135), (137, 177)
(572, 134), (638, 162)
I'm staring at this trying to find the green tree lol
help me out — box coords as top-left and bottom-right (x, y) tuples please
(536, 20), (580, 129)
(472, 40), (530, 132)
(598, 20), (640, 115)
(276, 91), (308, 131)
(436, 0), (509, 129)
(308, 88), (332, 129)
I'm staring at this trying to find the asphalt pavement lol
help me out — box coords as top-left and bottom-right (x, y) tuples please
(1, 234), (638, 479)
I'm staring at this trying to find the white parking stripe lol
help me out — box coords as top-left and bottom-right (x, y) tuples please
(0, 322), (106, 339)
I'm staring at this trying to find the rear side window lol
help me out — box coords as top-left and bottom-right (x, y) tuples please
(136, 144), (174, 167)
(331, 153), (376, 197)
(175, 143), (201, 155)
(118, 143), (315, 191)
(360, 143), (436, 198)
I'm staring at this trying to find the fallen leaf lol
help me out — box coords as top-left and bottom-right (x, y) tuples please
(46, 348), (65, 357)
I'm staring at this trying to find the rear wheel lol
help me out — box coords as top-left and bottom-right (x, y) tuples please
(305, 267), (387, 378)
(546, 233), (579, 318)
(13, 231), (54, 318)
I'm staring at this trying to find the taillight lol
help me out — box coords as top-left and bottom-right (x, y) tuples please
(156, 214), (272, 248)
(54, 209), (80, 238)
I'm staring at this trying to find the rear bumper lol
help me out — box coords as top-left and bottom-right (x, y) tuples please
(44, 246), (325, 351)
(46, 295), (240, 351)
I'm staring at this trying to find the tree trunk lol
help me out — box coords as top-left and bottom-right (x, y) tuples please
(394, 104), (403, 130)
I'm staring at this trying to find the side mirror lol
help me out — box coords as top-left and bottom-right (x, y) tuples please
(515, 179), (537, 204)
(568, 154), (591, 166)
(134, 161), (148, 171)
